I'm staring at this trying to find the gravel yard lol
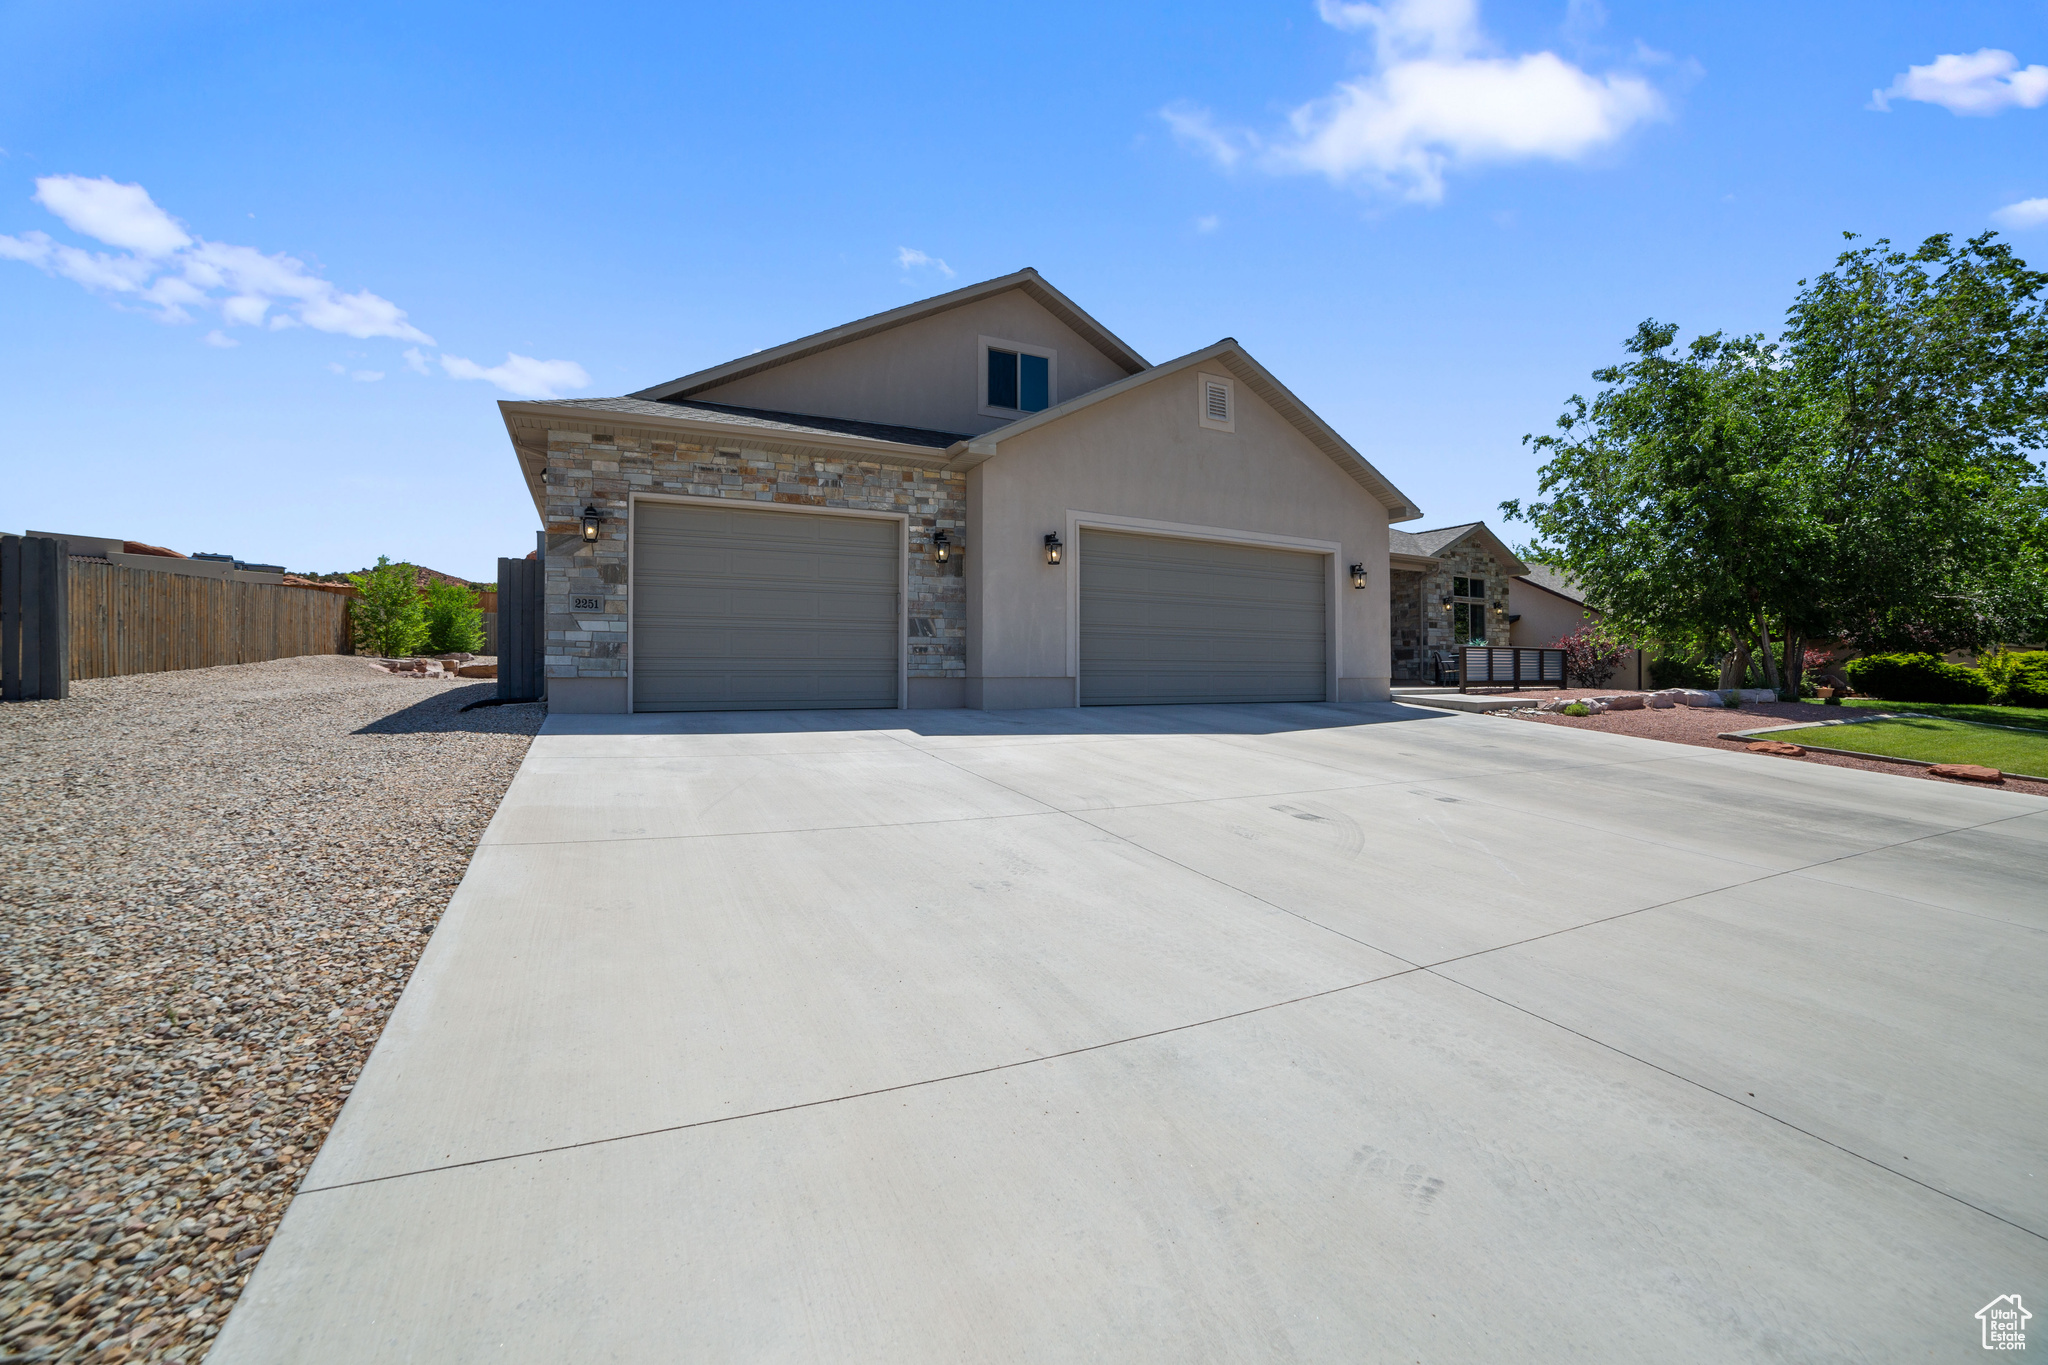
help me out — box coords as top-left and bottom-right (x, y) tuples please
(0, 655), (542, 1363)
(1497, 692), (2048, 798)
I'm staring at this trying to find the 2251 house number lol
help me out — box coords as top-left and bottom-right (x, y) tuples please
(572, 596), (604, 611)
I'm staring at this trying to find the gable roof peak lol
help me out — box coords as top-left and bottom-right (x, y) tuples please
(628, 268), (1147, 403)
(942, 336), (1421, 522)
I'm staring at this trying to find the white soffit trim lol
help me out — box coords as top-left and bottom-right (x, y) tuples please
(628, 269), (1149, 402)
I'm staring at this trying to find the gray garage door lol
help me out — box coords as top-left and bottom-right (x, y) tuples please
(1078, 529), (1327, 706)
(632, 502), (900, 711)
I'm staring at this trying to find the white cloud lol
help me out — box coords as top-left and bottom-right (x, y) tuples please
(4, 172), (591, 399)
(1872, 49), (2048, 116)
(439, 352), (591, 399)
(33, 175), (191, 255)
(1161, 104), (1250, 168)
(895, 247), (955, 278)
(1194, 213), (1221, 233)
(0, 174), (431, 342)
(1992, 196), (2048, 230)
(1166, 0), (1664, 203)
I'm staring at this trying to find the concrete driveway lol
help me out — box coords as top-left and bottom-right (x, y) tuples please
(214, 702), (2048, 1363)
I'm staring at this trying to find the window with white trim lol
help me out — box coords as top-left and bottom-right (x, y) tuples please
(1197, 372), (1235, 432)
(979, 337), (1056, 418)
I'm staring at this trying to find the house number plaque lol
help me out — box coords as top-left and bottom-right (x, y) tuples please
(572, 596), (604, 611)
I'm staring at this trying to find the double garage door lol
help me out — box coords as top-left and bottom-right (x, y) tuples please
(629, 506), (1328, 711)
(1078, 529), (1328, 705)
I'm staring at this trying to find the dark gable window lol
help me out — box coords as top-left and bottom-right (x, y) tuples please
(987, 348), (1049, 413)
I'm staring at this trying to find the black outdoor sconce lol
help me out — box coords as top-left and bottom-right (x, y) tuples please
(580, 506), (603, 543)
(932, 528), (952, 564)
(1044, 532), (1064, 565)
(1350, 563), (1367, 589)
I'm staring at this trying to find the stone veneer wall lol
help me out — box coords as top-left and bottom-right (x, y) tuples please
(1392, 538), (1512, 678)
(1389, 568), (1426, 679)
(539, 428), (966, 685)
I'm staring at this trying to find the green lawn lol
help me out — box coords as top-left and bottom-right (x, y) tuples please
(1771, 714), (2048, 775)
(1804, 697), (2048, 734)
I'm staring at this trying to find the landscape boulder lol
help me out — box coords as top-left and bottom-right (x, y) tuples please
(457, 664), (497, 678)
(1928, 762), (2003, 783)
(1746, 740), (1805, 756)
(1671, 690), (1721, 707)
(1645, 692), (1676, 709)
(1600, 693), (1646, 711)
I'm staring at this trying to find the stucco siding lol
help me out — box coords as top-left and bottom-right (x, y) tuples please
(1509, 578), (1646, 688)
(690, 290), (1134, 438)
(965, 367), (1391, 705)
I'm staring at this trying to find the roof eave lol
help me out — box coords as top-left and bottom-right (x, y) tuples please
(627, 269), (1149, 402)
(500, 400), (959, 522)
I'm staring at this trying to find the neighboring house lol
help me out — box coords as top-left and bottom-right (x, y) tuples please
(24, 532), (286, 585)
(1385, 522), (1646, 688)
(496, 268), (1420, 714)
(1509, 560), (1646, 690)
(1387, 522), (1526, 681)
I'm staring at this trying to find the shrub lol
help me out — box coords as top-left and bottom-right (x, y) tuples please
(2005, 653), (2048, 708)
(1555, 623), (1631, 688)
(1649, 653), (1717, 690)
(1561, 702), (1590, 717)
(424, 579), (486, 654)
(1977, 648), (2048, 706)
(347, 557), (429, 658)
(1841, 652), (1991, 704)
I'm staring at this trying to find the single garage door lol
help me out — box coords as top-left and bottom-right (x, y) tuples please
(1079, 529), (1327, 706)
(632, 501), (899, 711)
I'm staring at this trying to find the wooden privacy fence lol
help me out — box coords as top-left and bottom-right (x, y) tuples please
(67, 556), (353, 681)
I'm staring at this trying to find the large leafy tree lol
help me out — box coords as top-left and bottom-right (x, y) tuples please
(1507, 232), (2048, 694)
(1782, 232), (2048, 652)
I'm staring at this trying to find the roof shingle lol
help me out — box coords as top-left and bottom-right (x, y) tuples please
(519, 395), (969, 450)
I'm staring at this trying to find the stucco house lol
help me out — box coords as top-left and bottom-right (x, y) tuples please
(1509, 560), (1646, 690)
(497, 269), (1420, 713)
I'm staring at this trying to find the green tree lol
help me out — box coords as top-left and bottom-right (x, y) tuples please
(423, 579), (485, 653)
(347, 557), (429, 658)
(1508, 232), (2048, 696)
(1501, 322), (1816, 693)
(1780, 232), (2048, 653)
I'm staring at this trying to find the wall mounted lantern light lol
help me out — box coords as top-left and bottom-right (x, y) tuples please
(1044, 532), (1064, 565)
(580, 506), (603, 543)
(932, 528), (952, 564)
(1350, 563), (1367, 590)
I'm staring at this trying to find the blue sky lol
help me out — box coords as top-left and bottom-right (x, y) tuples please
(3, 0), (2045, 580)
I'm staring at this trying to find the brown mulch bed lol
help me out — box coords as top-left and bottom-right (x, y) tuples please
(1492, 693), (2048, 798)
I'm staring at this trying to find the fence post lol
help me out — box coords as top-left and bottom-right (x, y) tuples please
(39, 537), (69, 700)
(1, 535), (20, 701)
(1, 535), (70, 701)
(496, 556), (544, 702)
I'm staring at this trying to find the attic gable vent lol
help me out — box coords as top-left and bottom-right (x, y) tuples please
(1197, 373), (1235, 433)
